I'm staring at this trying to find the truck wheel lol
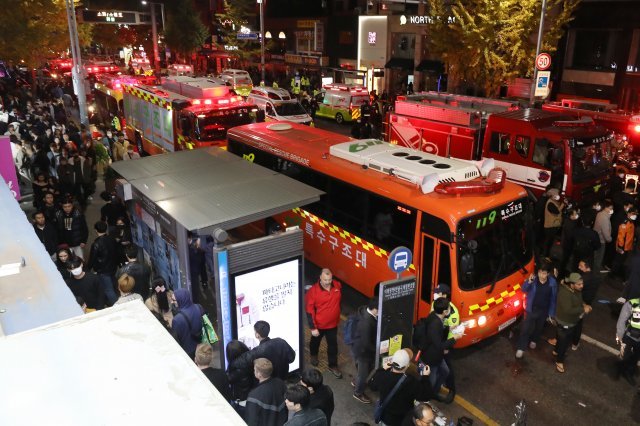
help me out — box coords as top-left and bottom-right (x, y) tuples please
(335, 113), (344, 124)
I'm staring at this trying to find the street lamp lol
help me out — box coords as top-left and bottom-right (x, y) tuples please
(258, 0), (265, 83)
(141, 1), (166, 72)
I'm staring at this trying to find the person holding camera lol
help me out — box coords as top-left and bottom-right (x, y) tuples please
(369, 349), (434, 426)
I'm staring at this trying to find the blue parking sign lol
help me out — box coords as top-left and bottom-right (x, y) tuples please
(388, 246), (412, 274)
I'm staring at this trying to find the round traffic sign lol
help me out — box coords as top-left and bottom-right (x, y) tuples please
(536, 53), (552, 71)
(388, 246), (412, 274)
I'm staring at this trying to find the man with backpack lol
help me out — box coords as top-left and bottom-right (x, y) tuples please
(349, 297), (378, 404)
(172, 288), (205, 359)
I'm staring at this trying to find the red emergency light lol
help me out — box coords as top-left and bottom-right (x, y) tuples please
(434, 168), (506, 195)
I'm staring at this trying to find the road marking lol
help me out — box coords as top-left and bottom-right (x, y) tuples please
(452, 392), (500, 426)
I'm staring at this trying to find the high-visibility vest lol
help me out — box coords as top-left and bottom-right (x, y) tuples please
(629, 299), (640, 329)
(273, 82), (279, 88)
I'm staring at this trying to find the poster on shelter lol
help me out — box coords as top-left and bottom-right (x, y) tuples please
(376, 277), (417, 368)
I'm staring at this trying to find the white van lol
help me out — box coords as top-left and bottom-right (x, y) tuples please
(219, 69), (253, 97)
(247, 87), (313, 125)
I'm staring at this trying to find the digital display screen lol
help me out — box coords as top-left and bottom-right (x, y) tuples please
(231, 257), (302, 372)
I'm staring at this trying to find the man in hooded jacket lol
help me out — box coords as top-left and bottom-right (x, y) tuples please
(172, 288), (205, 358)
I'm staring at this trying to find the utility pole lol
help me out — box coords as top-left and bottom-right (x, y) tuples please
(64, 0), (88, 126)
(258, 0), (265, 83)
(529, 0), (547, 106)
(151, 3), (161, 72)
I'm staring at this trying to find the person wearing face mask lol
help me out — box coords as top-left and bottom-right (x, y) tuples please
(613, 207), (638, 279)
(64, 257), (105, 310)
(542, 188), (565, 258)
(593, 200), (614, 273)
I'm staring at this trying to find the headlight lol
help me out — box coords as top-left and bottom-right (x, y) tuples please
(478, 315), (487, 327)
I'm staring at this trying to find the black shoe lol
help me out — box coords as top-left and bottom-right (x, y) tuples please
(329, 367), (343, 379)
(310, 356), (319, 367)
(353, 392), (372, 404)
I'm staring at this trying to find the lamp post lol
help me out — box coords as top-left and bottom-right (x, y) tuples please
(142, 1), (165, 72)
(529, 0), (547, 106)
(258, 0), (265, 83)
(63, 0), (88, 125)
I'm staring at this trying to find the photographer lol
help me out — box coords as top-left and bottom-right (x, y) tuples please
(369, 349), (435, 426)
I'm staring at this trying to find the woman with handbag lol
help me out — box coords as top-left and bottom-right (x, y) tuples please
(369, 349), (435, 426)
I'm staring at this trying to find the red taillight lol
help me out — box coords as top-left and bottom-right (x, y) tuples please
(434, 168), (506, 195)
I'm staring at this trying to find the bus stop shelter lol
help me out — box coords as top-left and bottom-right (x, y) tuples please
(111, 147), (323, 370)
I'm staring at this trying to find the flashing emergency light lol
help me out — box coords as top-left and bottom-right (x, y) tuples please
(635, 124), (640, 133)
(477, 315), (487, 327)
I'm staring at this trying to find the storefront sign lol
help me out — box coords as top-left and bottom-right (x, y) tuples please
(368, 32), (377, 45)
(314, 22), (324, 51)
(285, 54), (327, 67)
(297, 20), (318, 29)
(399, 15), (455, 25)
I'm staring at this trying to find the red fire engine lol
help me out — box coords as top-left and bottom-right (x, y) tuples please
(122, 76), (257, 155)
(385, 92), (614, 203)
(542, 99), (640, 148)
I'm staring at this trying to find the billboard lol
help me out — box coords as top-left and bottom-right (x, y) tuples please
(230, 257), (302, 372)
(376, 277), (417, 368)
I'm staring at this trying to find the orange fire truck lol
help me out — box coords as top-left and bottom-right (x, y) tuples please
(542, 98), (640, 148)
(122, 76), (257, 155)
(385, 92), (614, 203)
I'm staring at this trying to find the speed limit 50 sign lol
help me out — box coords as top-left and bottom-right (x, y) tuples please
(536, 53), (552, 71)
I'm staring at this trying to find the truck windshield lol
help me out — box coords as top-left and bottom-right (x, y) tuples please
(571, 137), (613, 183)
(275, 102), (307, 116)
(457, 198), (532, 291)
(194, 108), (252, 141)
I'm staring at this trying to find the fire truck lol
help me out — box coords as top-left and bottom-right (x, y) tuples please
(542, 98), (640, 148)
(93, 74), (158, 130)
(122, 76), (257, 155)
(385, 92), (614, 203)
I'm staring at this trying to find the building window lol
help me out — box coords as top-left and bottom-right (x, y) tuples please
(569, 29), (619, 71)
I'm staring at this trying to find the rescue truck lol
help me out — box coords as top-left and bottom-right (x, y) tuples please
(122, 76), (256, 155)
(385, 92), (614, 203)
(542, 98), (640, 148)
(167, 63), (194, 77)
(93, 74), (158, 130)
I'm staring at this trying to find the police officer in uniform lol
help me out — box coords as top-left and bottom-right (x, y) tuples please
(616, 297), (640, 385)
(430, 284), (460, 403)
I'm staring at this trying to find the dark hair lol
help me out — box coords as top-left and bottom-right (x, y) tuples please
(32, 211), (44, 219)
(125, 244), (139, 260)
(151, 277), (170, 312)
(537, 259), (553, 273)
(604, 199), (614, 209)
(67, 257), (83, 270)
(254, 320), (270, 338)
(367, 297), (378, 310)
(226, 340), (250, 363)
(578, 259), (591, 270)
(100, 190), (112, 202)
(300, 368), (323, 390)
(284, 384), (310, 408)
(94, 221), (108, 233)
(433, 297), (450, 314)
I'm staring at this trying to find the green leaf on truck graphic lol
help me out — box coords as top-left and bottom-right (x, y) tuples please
(348, 140), (383, 152)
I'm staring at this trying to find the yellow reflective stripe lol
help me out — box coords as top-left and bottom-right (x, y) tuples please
(467, 283), (523, 315)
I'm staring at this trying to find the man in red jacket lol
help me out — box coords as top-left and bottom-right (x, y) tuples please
(306, 268), (343, 378)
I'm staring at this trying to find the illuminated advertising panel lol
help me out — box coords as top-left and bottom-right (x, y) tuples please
(231, 257), (302, 372)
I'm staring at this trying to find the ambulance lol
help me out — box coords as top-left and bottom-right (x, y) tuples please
(219, 69), (254, 97)
(122, 76), (256, 155)
(93, 74), (157, 130)
(314, 83), (370, 124)
(247, 87), (312, 125)
(167, 63), (194, 77)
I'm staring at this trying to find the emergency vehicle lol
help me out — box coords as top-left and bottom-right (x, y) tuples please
(228, 122), (534, 347)
(167, 63), (194, 77)
(315, 83), (370, 124)
(219, 69), (253, 97)
(122, 76), (256, 155)
(542, 98), (640, 147)
(131, 56), (153, 76)
(385, 92), (615, 203)
(93, 74), (158, 130)
(247, 87), (312, 125)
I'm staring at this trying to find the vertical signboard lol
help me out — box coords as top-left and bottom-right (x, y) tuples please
(376, 277), (417, 368)
(215, 249), (233, 370)
(230, 257), (302, 372)
(0, 136), (20, 200)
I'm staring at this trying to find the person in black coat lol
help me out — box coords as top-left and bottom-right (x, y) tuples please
(86, 221), (119, 306)
(300, 368), (334, 425)
(64, 257), (104, 310)
(196, 343), (231, 401)
(55, 199), (88, 259)
(32, 211), (58, 258)
(116, 244), (151, 299)
(369, 349), (434, 426)
(571, 218), (601, 272)
(226, 340), (257, 404)
(351, 297), (378, 404)
(250, 320), (296, 381)
(244, 358), (288, 426)
(414, 298), (461, 395)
